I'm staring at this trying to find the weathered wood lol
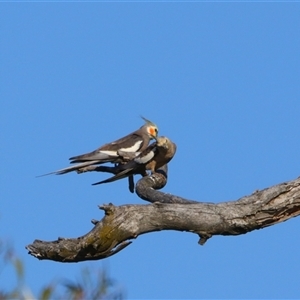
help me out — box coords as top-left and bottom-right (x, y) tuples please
(26, 167), (300, 263)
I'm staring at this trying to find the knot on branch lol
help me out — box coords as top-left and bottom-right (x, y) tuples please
(197, 233), (212, 245)
(98, 203), (115, 216)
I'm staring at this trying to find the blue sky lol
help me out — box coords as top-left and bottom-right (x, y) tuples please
(1, 2), (300, 299)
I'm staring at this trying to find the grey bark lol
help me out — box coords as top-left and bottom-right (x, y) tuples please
(26, 166), (300, 263)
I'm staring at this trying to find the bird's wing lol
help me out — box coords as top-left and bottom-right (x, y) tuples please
(101, 132), (145, 151)
(92, 142), (158, 186)
(92, 168), (135, 185)
(37, 160), (100, 177)
(134, 148), (156, 164)
(69, 133), (145, 163)
(69, 149), (120, 163)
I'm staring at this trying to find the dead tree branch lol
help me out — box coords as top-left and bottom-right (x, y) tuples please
(26, 165), (300, 263)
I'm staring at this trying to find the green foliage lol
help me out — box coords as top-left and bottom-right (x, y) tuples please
(61, 266), (124, 300)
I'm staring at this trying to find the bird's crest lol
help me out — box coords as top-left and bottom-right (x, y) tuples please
(140, 116), (158, 138)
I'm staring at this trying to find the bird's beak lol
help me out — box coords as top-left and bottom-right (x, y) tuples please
(151, 134), (158, 141)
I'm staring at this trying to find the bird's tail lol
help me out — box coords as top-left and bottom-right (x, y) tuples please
(36, 160), (100, 177)
(92, 168), (134, 185)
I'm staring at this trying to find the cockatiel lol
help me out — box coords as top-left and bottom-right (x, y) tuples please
(92, 136), (176, 186)
(38, 117), (158, 176)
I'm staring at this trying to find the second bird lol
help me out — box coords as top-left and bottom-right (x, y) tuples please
(92, 136), (177, 186)
(39, 117), (158, 176)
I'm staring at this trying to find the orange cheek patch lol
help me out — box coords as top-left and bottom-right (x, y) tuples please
(149, 127), (156, 136)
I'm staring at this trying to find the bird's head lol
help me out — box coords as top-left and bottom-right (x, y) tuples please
(141, 116), (159, 140)
(156, 136), (169, 149)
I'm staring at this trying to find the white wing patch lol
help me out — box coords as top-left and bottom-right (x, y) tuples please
(98, 141), (142, 158)
(134, 151), (155, 164)
(119, 140), (143, 153)
(98, 150), (118, 157)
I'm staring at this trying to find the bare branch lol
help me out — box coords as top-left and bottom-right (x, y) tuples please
(26, 166), (300, 262)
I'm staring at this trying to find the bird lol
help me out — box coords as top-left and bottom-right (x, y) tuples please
(92, 136), (177, 186)
(38, 117), (158, 176)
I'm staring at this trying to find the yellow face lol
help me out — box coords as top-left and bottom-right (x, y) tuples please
(156, 136), (169, 149)
(148, 125), (159, 138)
